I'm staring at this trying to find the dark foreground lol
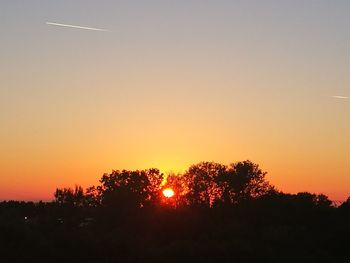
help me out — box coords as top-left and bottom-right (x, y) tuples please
(1, 196), (350, 263)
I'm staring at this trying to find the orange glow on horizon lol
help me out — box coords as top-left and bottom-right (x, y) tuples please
(162, 188), (175, 198)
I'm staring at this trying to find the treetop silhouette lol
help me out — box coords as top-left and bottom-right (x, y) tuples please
(54, 160), (275, 209)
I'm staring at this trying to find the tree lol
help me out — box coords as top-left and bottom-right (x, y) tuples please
(85, 186), (101, 207)
(315, 194), (333, 209)
(98, 168), (164, 210)
(161, 173), (188, 207)
(183, 162), (227, 207)
(339, 197), (350, 210)
(54, 185), (85, 207)
(180, 160), (273, 207)
(220, 160), (273, 203)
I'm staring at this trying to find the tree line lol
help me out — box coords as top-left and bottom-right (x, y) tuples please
(1, 160), (350, 263)
(54, 160), (277, 209)
(53, 160), (339, 210)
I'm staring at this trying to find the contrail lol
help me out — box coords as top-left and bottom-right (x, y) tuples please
(332, 95), (348, 99)
(46, 22), (108, 32)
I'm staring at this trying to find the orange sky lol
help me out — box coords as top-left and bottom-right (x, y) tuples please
(1, 1), (349, 201)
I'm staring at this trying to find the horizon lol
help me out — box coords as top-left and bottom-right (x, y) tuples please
(1, 1), (349, 202)
(0, 161), (348, 204)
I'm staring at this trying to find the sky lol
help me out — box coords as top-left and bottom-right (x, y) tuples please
(1, 0), (349, 201)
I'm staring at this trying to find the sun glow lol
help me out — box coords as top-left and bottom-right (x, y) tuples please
(162, 188), (175, 198)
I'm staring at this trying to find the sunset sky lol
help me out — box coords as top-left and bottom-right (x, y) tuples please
(1, 1), (349, 201)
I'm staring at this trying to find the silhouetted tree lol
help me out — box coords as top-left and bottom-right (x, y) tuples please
(98, 168), (164, 210)
(182, 160), (273, 206)
(84, 186), (101, 207)
(183, 162), (226, 207)
(161, 173), (188, 207)
(315, 194), (333, 209)
(219, 160), (274, 203)
(54, 185), (85, 207)
(339, 196), (350, 210)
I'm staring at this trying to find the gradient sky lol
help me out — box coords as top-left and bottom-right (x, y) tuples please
(1, 0), (349, 201)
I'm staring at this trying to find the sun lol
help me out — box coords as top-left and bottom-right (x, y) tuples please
(162, 188), (175, 198)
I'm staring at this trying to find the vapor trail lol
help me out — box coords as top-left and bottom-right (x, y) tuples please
(332, 95), (348, 99)
(46, 22), (108, 32)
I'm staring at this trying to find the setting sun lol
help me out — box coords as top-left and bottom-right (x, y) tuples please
(162, 188), (175, 198)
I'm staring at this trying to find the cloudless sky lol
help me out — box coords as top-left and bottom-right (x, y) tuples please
(1, 0), (349, 201)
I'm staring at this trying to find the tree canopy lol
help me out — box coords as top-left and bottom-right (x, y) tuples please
(54, 160), (275, 209)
